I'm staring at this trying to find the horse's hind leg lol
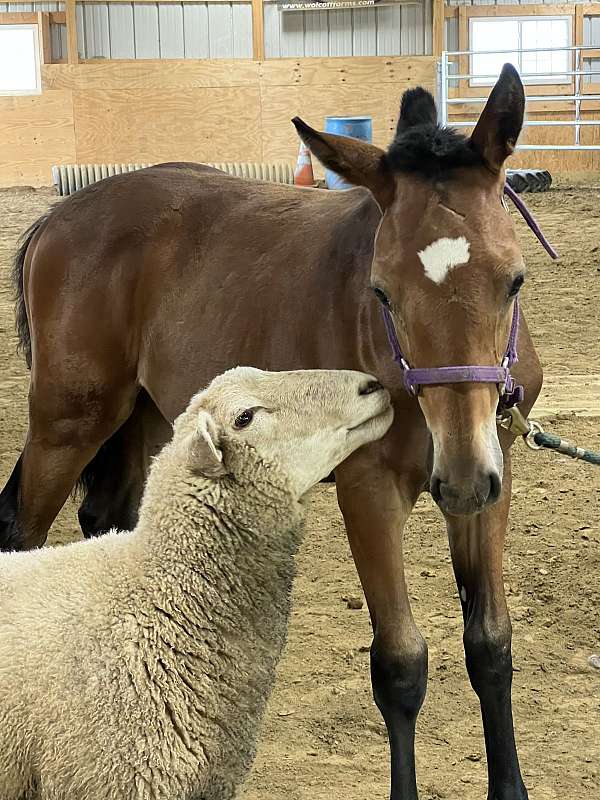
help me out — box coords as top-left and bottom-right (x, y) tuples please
(445, 450), (528, 800)
(78, 389), (172, 538)
(0, 374), (139, 551)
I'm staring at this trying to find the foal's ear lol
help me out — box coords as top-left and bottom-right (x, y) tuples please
(185, 410), (227, 478)
(292, 117), (395, 211)
(469, 63), (525, 173)
(396, 87), (438, 134)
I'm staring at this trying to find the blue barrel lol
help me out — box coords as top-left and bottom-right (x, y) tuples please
(324, 116), (373, 190)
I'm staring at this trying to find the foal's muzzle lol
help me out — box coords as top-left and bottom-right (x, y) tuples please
(430, 470), (502, 516)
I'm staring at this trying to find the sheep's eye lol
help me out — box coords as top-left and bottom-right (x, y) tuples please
(234, 409), (254, 429)
(509, 274), (525, 297)
(372, 287), (390, 306)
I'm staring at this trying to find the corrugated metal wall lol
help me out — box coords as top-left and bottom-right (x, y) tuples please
(73, 2), (252, 59)
(0, 1), (434, 61)
(0, 2), (66, 60)
(584, 12), (600, 84)
(264, 1), (432, 57)
(446, 0), (595, 5)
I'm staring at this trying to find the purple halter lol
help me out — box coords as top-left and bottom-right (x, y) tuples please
(381, 184), (558, 409)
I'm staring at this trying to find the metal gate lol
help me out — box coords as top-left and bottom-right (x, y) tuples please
(438, 44), (600, 151)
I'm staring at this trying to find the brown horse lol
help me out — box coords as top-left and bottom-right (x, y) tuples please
(1, 64), (540, 799)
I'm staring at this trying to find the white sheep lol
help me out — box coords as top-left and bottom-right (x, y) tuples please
(0, 366), (392, 800)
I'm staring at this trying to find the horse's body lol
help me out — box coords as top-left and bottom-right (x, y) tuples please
(1, 68), (541, 799)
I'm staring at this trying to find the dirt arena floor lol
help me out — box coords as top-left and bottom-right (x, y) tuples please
(0, 183), (598, 799)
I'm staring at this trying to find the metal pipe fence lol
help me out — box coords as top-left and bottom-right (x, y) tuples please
(438, 44), (600, 151)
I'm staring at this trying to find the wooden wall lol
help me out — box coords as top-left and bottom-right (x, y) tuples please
(0, 56), (436, 187)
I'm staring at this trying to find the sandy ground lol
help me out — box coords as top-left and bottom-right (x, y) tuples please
(0, 183), (598, 799)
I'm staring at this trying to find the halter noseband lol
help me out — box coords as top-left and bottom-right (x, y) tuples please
(380, 184), (558, 410)
(381, 297), (523, 409)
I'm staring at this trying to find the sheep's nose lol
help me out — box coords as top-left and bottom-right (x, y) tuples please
(359, 379), (383, 396)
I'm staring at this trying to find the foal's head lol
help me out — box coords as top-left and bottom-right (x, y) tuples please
(294, 64), (526, 516)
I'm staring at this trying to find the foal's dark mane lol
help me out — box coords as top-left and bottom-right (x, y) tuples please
(386, 87), (484, 178)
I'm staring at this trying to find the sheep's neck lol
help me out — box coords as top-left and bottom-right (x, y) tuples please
(135, 444), (303, 627)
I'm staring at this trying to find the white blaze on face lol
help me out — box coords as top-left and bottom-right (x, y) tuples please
(418, 236), (470, 284)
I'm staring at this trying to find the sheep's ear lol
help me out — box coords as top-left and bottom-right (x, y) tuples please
(186, 410), (227, 477)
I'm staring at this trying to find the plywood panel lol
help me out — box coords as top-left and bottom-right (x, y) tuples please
(72, 86), (262, 163)
(43, 59), (261, 88)
(0, 90), (75, 186)
(261, 82), (406, 168)
(259, 56), (437, 88)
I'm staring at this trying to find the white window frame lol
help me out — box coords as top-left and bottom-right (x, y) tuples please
(0, 23), (42, 96)
(469, 15), (573, 87)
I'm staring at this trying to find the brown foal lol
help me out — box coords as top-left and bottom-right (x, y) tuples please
(1, 64), (541, 799)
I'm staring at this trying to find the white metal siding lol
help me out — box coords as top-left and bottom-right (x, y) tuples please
(70, 2), (252, 59)
(264, 0), (433, 58)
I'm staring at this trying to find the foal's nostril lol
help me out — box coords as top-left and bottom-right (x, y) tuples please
(488, 472), (502, 504)
(360, 380), (383, 396)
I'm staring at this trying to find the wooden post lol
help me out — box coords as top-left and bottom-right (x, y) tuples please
(252, 0), (265, 61)
(433, 0), (444, 58)
(37, 11), (52, 65)
(65, 0), (78, 64)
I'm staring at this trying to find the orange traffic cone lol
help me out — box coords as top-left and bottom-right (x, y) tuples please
(294, 140), (315, 187)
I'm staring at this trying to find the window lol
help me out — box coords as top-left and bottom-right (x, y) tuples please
(470, 16), (572, 86)
(0, 24), (41, 95)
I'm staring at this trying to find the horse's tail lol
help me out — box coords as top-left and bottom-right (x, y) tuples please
(12, 210), (53, 369)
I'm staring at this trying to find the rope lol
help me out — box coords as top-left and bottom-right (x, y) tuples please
(530, 431), (600, 465)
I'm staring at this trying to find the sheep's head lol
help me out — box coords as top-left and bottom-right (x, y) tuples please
(174, 366), (393, 500)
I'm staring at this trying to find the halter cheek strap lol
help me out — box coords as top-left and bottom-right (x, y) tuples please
(381, 298), (523, 409)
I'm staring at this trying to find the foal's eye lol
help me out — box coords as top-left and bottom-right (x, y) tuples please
(372, 287), (390, 306)
(234, 409), (254, 429)
(509, 274), (525, 297)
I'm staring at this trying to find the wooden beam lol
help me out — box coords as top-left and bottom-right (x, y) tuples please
(433, 0), (444, 58)
(38, 11), (52, 65)
(464, 5), (575, 18)
(252, 0), (265, 61)
(65, 0), (78, 65)
(0, 12), (37, 23)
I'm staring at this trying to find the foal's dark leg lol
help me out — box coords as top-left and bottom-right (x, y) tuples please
(78, 390), (171, 537)
(336, 456), (426, 800)
(445, 455), (528, 800)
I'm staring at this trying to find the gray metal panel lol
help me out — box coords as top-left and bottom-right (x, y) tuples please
(591, 16), (600, 47)
(83, 3), (110, 59)
(134, 3), (160, 59)
(263, 3), (281, 58)
(207, 4), (232, 57)
(376, 6), (401, 56)
(75, 2), (85, 57)
(183, 3), (209, 58)
(231, 3), (252, 58)
(280, 9), (304, 57)
(352, 8), (377, 56)
(7, 3), (33, 9)
(109, 3), (135, 58)
(401, 4), (420, 55)
(303, 10), (328, 57)
(328, 9), (352, 57)
(50, 22), (65, 61)
(158, 3), (184, 57)
(423, 0), (432, 55)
